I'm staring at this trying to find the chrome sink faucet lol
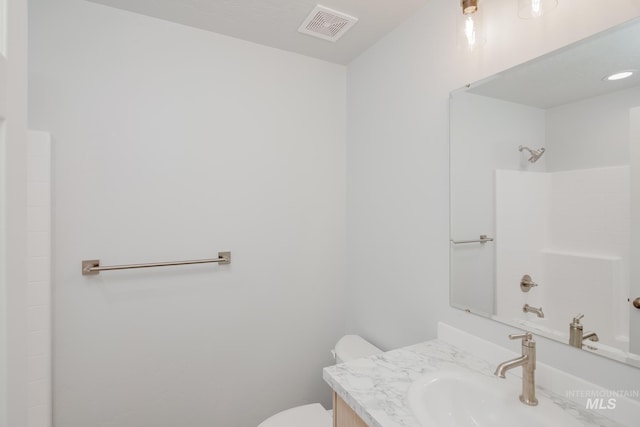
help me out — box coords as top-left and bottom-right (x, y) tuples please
(494, 332), (538, 406)
(569, 314), (599, 348)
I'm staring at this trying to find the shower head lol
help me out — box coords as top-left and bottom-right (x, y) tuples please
(518, 145), (546, 163)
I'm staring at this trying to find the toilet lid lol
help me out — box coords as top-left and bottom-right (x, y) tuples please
(257, 403), (331, 427)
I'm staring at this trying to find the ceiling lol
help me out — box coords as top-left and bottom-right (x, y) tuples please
(86, 0), (429, 64)
(466, 19), (640, 109)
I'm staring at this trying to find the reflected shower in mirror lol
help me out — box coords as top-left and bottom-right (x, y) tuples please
(518, 145), (546, 163)
(450, 18), (640, 368)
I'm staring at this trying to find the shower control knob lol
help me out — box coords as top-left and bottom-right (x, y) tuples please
(633, 298), (640, 309)
(520, 275), (538, 292)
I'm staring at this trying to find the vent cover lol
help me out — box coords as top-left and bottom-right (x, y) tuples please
(298, 5), (358, 42)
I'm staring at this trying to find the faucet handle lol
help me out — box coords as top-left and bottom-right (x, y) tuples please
(509, 332), (533, 342)
(573, 313), (584, 323)
(509, 332), (535, 348)
(520, 275), (538, 292)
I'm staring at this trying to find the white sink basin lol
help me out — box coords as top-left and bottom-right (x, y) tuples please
(408, 370), (583, 427)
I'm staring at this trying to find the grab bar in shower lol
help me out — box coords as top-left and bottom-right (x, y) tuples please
(82, 251), (231, 275)
(450, 235), (494, 245)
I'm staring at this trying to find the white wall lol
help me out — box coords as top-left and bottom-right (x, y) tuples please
(26, 131), (52, 427)
(495, 169), (549, 323)
(28, 1), (346, 426)
(546, 86), (640, 172)
(28, 0), (640, 424)
(346, 0), (640, 400)
(1, 0), (29, 426)
(631, 107), (640, 356)
(450, 93), (545, 315)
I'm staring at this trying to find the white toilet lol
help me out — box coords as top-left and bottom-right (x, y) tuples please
(257, 335), (382, 427)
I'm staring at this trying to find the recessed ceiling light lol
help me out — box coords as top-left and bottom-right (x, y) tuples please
(604, 70), (636, 81)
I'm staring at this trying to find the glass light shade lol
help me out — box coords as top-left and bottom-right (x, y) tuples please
(518, 0), (558, 19)
(457, 5), (485, 51)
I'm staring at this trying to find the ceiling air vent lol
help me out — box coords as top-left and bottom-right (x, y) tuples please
(298, 5), (358, 42)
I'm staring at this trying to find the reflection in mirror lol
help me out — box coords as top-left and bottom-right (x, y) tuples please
(450, 18), (640, 368)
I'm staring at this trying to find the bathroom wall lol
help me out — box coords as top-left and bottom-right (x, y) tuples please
(26, 131), (52, 427)
(346, 0), (640, 398)
(546, 86), (640, 172)
(28, 1), (346, 426)
(27, 1), (640, 426)
(450, 92), (545, 315)
(631, 107), (640, 355)
(494, 169), (549, 324)
(2, 0), (29, 425)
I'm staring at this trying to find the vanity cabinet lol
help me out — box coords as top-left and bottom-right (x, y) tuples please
(333, 392), (368, 427)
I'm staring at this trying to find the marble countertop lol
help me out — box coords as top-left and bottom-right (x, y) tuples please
(323, 339), (626, 427)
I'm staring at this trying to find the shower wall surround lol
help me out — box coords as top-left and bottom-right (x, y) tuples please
(28, 1), (346, 426)
(495, 167), (630, 351)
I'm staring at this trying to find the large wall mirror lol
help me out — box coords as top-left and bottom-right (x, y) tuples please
(450, 18), (640, 367)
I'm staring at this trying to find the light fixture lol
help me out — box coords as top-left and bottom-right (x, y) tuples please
(458, 0), (485, 51)
(603, 70), (636, 81)
(518, 0), (558, 19)
(462, 0), (479, 14)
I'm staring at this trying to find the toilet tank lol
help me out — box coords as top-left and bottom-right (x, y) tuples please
(333, 335), (382, 364)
